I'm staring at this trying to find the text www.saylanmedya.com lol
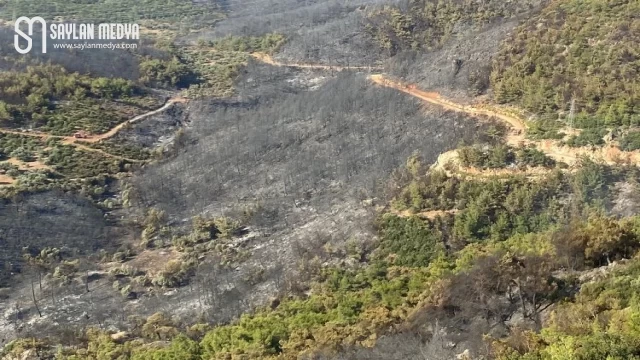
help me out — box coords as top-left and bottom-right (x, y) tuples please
(52, 42), (138, 50)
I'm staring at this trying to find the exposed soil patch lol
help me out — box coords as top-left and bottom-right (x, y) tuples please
(120, 248), (182, 277)
(6, 157), (53, 172)
(0, 174), (14, 185)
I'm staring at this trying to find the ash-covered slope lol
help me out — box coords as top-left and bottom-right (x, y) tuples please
(128, 63), (492, 323)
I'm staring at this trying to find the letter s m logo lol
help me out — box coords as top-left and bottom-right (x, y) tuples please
(14, 17), (47, 54)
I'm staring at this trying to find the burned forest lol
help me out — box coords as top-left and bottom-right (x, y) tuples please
(2, 0), (640, 359)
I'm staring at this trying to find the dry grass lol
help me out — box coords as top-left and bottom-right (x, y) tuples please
(125, 248), (182, 277)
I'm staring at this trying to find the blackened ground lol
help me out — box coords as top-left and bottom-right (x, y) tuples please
(385, 2), (547, 100)
(181, 0), (389, 66)
(127, 63), (494, 327)
(0, 191), (119, 286)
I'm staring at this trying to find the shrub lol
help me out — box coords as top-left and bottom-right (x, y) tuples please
(141, 312), (177, 340)
(53, 259), (79, 283)
(376, 215), (444, 267)
(109, 265), (142, 278)
(620, 131), (640, 151)
(151, 259), (194, 287)
(566, 129), (606, 147)
(10, 148), (36, 162)
(516, 146), (556, 167)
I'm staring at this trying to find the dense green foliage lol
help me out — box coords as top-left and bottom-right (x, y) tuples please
(525, 118), (565, 140)
(182, 49), (249, 98)
(0, 133), (136, 199)
(620, 131), (640, 151)
(492, 0), (640, 128)
(391, 156), (582, 246)
(566, 128), (607, 147)
(84, 141), (153, 161)
(138, 57), (196, 88)
(44, 144), (131, 178)
(458, 144), (556, 169)
(182, 34), (285, 98)
(376, 215), (444, 267)
(0, 133), (43, 156)
(9, 153), (639, 359)
(0, 64), (158, 135)
(494, 258), (640, 359)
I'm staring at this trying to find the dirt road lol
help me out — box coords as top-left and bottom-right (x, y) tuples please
(369, 74), (640, 168)
(0, 97), (186, 162)
(249, 55), (640, 169)
(368, 75), (527, 133)
(79, 97), (188, 143)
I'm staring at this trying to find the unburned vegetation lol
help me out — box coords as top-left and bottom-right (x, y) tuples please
(10, 153), (640, 359)
(0, 64), (158, 135)
(492, 0), (640, 128)
(3, 0), (640, 359)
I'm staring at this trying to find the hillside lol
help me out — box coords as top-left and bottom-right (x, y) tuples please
(492, 0), (640, 129)
(2, 0), (640, 359)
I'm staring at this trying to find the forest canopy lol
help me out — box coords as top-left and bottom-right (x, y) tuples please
(491, 0), (640, 128)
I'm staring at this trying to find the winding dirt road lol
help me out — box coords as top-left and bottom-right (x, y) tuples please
(6, 54), (635, 182)
(79, 97), (188, 143)
(368, 74), (640, 168)
(369, 75), (527, 133)
(0, 97), (186, 162)
(250, 55), (640, 169)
